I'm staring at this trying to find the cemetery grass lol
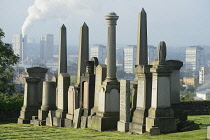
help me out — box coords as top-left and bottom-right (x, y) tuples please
(0, 115), (209, 140)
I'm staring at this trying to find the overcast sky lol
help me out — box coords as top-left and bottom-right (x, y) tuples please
(1, 0), (210, 47)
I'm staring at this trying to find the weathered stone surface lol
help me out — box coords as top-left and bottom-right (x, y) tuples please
(117, 80), (130, 132)
(46, 110), (55, 126)
(207, 126), (210, 139)
(73, 108), (82, 128)
(77, 23), (89, 85)
(18, 77), (41, 124)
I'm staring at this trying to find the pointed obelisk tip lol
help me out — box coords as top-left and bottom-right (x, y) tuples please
(141, 8), (146, 13)
(159, 41), (166, 47)
(82, 22), (88, 27)
(61, 24), (66, 29)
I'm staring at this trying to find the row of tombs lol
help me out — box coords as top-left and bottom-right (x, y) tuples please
(17, 10), (199, 135)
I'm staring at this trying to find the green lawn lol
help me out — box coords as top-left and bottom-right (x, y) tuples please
(0, 115), (209, 140)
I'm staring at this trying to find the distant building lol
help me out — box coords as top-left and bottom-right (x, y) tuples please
(123, 45), (157, 73)
(123, 45), (136, 73)
(12, 34), (27, 63)
(183, 77), (199, 87)
(196, 89), (210, 100)
(90, 45), (106, 64)
(148, 45), (157, 64)
(185, 46), (205, 72)
(199, 67), (210, 84)
(40, 34), (54, 60)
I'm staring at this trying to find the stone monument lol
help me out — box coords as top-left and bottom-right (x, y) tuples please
(52, 24), (70, 127)
(131, 8), (148, 119)
(117, 80), (130, 132)
(146, 41), (177, 134)
(91, 12), (120, 131)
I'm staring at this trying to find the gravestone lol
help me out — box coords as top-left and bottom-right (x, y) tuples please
(146, 41), (177, 134)
(65, 86), (79, 127)
(33, 81), (57, 126)
(129, 65), (152, 134)
(18, 77), (41, 124)
(25, 67), (48, 106)
(91, 12), (120, 131)
(117, 80), (130, 132)
(131, 8), (148, 120)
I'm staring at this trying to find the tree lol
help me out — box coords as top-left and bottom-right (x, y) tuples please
(0, 28), (19, 95)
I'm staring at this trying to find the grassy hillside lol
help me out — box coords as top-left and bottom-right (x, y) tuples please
(0, 115), (209, 140)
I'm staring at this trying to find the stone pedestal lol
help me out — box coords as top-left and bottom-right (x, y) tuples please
(130, 81), (137, 121)
(25, 67), (48, 106)
(146, 64), (177, 134)
(117, 80), (130, 132)
(166, 60), (183, 105)
(18, 77), (41, 124)
(34, 81), (57, 126)
(207, 126), (210, 139)
(91, 81), (120, 131)
(130, 65), (152, 134)
(53, 73), (70, 127)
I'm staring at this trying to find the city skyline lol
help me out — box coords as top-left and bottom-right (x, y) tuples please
(1, 0), (210, 47)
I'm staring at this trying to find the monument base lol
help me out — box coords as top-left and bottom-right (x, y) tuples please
(117, 121), (129, 132)
(38, 109), (49, 120)
(146, 107), (177, 134)
(33, 120), (46, 126)
(46, 110), (56, 126)
(18, 106), (39, 124)
(129, 108), (148, 134)
(64, 118), (73, 127)
(91, 112), (119, 131)
(52, 109), (67, 127)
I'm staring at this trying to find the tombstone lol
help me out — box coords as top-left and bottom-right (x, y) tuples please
(129, 65), (152, 134)
(76, 22), (89, 86)
(146, 41), (177, 134)
(25, 67), (48, 106)
(91, 12), (120, 131)
(131, 8), (148, 120)
(73, 108), (82, 128)
(33, 81), (57, 126)
(207, 126), (210, 139)
(53, 73), (70, 127)
(79, 61), (96, 128)
(117, 80), (130, 132)
(46, 110), (56, 126)
(52, 24), (71, 127)
(18, 77), (41, 124)
(166, 60), (183, 104)
(65, 86), (79, 127)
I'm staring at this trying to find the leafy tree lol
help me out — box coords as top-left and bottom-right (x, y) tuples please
(0, 28), (19, 95)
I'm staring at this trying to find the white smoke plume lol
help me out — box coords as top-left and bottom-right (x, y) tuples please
(22, 0), (97, 36)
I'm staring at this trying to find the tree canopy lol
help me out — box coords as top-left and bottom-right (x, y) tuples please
(0, 28), (19, 95)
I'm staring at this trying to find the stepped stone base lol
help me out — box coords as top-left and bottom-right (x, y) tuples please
(91, 112), (119, 131)
(117, 121), (129, 132)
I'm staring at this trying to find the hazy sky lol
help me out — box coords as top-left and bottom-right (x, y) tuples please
(1, 0), (210, 47)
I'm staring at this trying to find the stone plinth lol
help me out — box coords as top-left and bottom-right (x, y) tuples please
(146, 64), (177, 134)
(166, 60), (183, 104)
(91, 81), (120, 131)
(53, 73), (70, 127)
(117, 80), (130, 132)
(25, 67), (48, 106)
(207, 126), (210, 139)
(130, 65), (152, 134)
(18, 77), (41, 124)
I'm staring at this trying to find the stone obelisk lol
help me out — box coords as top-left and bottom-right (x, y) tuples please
(131, 8), (148, 120)
(53, 24), (70, 127)
(77, 23), (89, 107)
(91, 12), (120, 131)
(58, 24), (67, 75)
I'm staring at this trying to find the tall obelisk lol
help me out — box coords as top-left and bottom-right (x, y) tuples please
(58, 24), (67, 75)
(53, 24), (70, 127)
(77, 22), (89, 85)
(131, 8), (148, 119)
